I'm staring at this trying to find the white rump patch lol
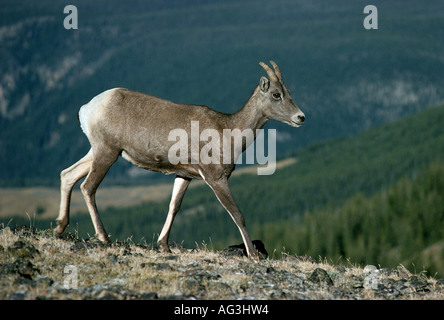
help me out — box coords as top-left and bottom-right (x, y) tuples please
(78, 88), (118, 138)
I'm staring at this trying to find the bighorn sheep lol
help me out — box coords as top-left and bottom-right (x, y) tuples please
(54, 61), (305, 261)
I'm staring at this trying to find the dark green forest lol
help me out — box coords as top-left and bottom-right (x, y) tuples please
(256, 160), (444, 276)
(6, 104), (444, 276)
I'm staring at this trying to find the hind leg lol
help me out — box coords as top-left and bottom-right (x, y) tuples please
(54, 149), (93, 236)
(80, 148), (119, 242)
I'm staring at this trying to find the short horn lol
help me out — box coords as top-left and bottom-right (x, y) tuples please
(259, 61), (278, 82)
(270, 60), (283, 83)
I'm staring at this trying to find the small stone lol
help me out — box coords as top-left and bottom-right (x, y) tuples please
(268, 289), (287, 299)
(394, 279), (410, 294)
(222, 246), (245, 258)
(188, 269), (221, 281)
(364, 269), (381, 290)
(9, 291), (27, 300)
(70, 242), (88, 252)
(410, 281), (428, 292)
(141, 262), (174, 271)
(139, 292), (158, 299)
(207, 281), (232, 292)
(156, 263), (174, 271)
(1, 258), (40, 279)
(181, 277), (205, 292)
(187, 261), (198, 267)
(35, 275), (54, 287)
(146, 277), (165, 286)
(107, 254), (119, 264)
(309, 268), (334, 286)
(108, 277), (126, 287)
(8, 240), (39, 259)
(96, 289), (123, 300)
(266, 267), (275, 273)
(222, 240), (268, 259)
(348, 275), (364, 288)
(363, 265), (378, 274)
(336, 265), (347, 273)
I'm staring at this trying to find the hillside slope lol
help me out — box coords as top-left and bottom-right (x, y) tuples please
(1, 0), (444, 186)
(1, 226), (443, 300)
(258, 160), (444, 277)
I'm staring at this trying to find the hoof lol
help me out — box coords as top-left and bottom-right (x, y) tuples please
(250, 253), (262, 263)
(53, 229), (62, 239)
(158, 243), (172, 253)
(53, 219), (68, 236)
(96, 233), (111, 243)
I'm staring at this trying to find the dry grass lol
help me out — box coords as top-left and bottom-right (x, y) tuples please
(0, 185), (173, 219)
(1, 226), (443, 300)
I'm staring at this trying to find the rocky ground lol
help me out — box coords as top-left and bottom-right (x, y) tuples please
(1, 226), (444, 300)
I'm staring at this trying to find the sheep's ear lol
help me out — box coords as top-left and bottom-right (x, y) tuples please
(259, 76), (270, 92)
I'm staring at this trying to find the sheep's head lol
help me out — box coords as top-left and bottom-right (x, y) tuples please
(258, 61), (305, 127)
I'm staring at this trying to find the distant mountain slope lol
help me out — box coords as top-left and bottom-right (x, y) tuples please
(1, 0), (444, 186)
(260, 159), (444, 277)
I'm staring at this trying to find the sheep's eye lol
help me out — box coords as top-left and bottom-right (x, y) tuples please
(272, 93), (281, 100)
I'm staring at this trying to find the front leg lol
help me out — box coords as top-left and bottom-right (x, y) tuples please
(158, 176), (191, 252)
(203, 176), (260, 262)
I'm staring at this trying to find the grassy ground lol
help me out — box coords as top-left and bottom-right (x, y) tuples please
(1, 226), (443, 300)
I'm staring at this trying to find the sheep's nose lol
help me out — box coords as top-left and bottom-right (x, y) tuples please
(298, 114), (305, 123)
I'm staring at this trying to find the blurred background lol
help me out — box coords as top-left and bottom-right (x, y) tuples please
(1, 0), (443, 276)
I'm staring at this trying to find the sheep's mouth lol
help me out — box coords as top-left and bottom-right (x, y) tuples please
(290, 120), (303, 128)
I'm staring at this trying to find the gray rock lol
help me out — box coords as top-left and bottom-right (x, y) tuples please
(186, 269), (221, 281)
(207, 281), (232, 292)
(309, 268), (334, 286)
(335, 265), (347, 273)
(140, 261), (174, 271)
(363, 265), (377, 274)
(364, 269), (382, 290)
(138, 292), (159, 299)
(8, 240), (39, 259)
(180, 277), (205, 293)
(1, 258), (40, 279)
(9, 291), (27, 300)
(107, 254), (119, 264)
(35, 275), (54, 287)
(96, 289), (125, 300)
(187, 261), (198, 267)
(222, 240), (268, 259)
(410, 280), (429, 292)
